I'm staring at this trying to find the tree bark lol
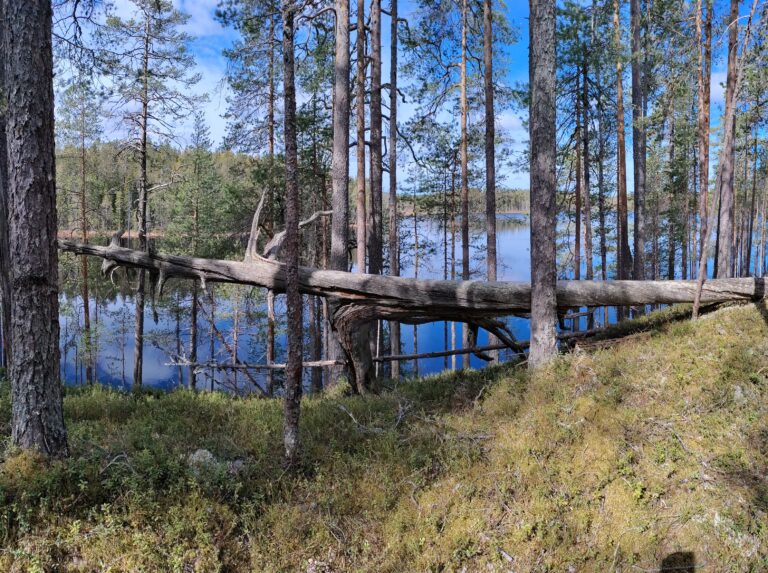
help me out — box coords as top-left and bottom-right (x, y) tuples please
(631, 0), (646, 281)
(331, 0), (350, 273)
(460, 0), (471, 368)
(355, 0), (366, 273)
(694, 0), (760, 317)
(282, 4), (302, 469)
(133, 13), (151, 389)
(189, 281), (198, 389)
(389, 0), (401, 378)
(79, 97), (93, 384)
(614, 0), (632, 284)
(5, 0), (68, 457)
(715, 0), (738, 279)
(368, 0), (383, 276)
(60, 242), (768, 333)
(528, 0), (558, 368)
(0, 0), (12, 369)
(484, 0), (496, 284)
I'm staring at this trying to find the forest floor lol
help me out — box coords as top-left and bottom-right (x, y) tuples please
(1, 303), (768, 572)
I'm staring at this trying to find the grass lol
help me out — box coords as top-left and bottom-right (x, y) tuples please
(1, 303), (768, 571)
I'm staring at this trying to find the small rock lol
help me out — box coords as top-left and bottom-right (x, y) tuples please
(733, 385), (745, 403)
(187, 448), (216, 469)
(227, 459), (246, 476)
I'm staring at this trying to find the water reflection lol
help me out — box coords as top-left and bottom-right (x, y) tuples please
(56, 213), (715, 391)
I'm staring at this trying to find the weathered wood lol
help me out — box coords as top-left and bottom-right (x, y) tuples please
(171, 360), (343, 370)
(58, 240), (768, 311)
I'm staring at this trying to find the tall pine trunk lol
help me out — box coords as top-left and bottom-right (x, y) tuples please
(460, 0), (471, 369)
(614, 0), (632, 322)
(630, 0), (647, 281)
(4, 0), (68, 456)
(133, 16), (151, 389)
(282, 4), (303, 468)
(0, 1), (10, 369)
(355, 0), (366, 273)
(330, 0), (350, 362)
(389, 0), (401, 377)
(715, 0), (739, 278)
(528, 0), (558, 368)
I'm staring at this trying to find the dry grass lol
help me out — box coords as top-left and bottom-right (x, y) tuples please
(1, 303), (767, 571)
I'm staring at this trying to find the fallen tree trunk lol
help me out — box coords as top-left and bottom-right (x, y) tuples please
(58, 238), (767, 391)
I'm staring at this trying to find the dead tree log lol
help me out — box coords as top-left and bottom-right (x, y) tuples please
(58, 237), (767, 389)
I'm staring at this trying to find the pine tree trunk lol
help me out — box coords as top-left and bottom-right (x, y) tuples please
(0, 1), (12, 370)
(483, 0), (498, 361)
(368, 0), (383, 276)
(389, 0), (401, 378)
(528, 0), (558, 368)
(631, 0), (646, 281)
(746, 129), (757, 275)
(4, 0), (68, 456)
(79, 104), (92, 384)
(614, 0), (632, 321)
(460, 0), (471, 369)
(693, 0), (712, 310)
(282, 5), (303, 468)
(574, 92), (582, 283)
(355, 0), (366, 273)
(189, 282), (198, 390)
(331, 0), (350, 273)
(716, 0), (739, 278)
(133, 15), (151, 390)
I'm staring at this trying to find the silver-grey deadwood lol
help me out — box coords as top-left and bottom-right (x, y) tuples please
(4, 0), (67, 456)
(528, 0), (558, 368)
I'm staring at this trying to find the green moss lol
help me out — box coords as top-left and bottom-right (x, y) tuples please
(1, 304), (768, 570)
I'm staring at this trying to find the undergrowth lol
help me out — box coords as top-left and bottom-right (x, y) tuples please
(1, 303), (767, 571)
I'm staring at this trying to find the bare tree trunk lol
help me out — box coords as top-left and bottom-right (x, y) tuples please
(574, 93), (582, 283)
(175, 291), (183, 386)
(4, 0), (67, 456)
(581, 57), (594, 329)
(0, 1), (10, 370)
(693, 0), (711, 291)
(631, 0), (646, 281)
(413, 203), (420, 377)
(667, 112), (677, 280)
(484, 0), (498, 361)
(694, 0), (759, 317)
(268, 15), (276, 157)
(715, 0), (738, 279)
(528, 0), (558, 368)
(614, 0), (631, 284)
(331, 0), (350, 273)
(389, 0), (401, 378)
(596, 91), (608, 324)
(79, 100), (93, 384)
(189, 281), (198, 389)
(368, 0), (383, 276)
(460, 0), (471, 369)
(746, 128), (757, 275)
(450, 167), (457, 370)
(282, 5), (302, 468)
(355, 0), (366, 273)
(133, 15), (151, 390)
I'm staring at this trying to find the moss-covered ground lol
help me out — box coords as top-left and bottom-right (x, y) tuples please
(1, 303), (767, 572)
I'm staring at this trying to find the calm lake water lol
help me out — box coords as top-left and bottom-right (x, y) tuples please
(56, 213), (715, 391)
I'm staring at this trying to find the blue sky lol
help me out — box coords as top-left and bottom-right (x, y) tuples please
(110, 0), (745, 190)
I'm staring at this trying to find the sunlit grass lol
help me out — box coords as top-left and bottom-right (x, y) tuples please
(1, 303), (767, 571)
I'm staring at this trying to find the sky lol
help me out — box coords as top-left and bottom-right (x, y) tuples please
(107, 0), (745, 191)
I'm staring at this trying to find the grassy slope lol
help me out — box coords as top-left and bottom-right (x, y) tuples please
(1, 304), (767, 572)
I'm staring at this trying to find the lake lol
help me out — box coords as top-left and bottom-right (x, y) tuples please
(54, 213), (716, 392)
